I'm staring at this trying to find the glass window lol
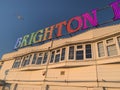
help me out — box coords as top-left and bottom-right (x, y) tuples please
(61, 48), (66, 61)
(117, 37), (120, 47)
(12, 60), (16, 68)
(76, 50), (83, 60)
(27, 55), (32, 65)
(55, 54), (60, 63)
(86, 44), (92, 58)
(69, 46), (74, 59)
(77, 45), (82, 49)
(21, 55), (32, 67)
(16, 60), (21, 67)
(21, 57), (25, 67)
(12, 57), (21, 68)
(0, 65), (2, 70)
(57, 50), (60, 53)
(50, 51), (55, 63)
(107, 45), (117, 56)
(55, 49), (60, 63)
(42, 52), (48, 64)
(36, 53), (43, 64)
(32, 53), (37, 64)
(97, 42), (105, 57)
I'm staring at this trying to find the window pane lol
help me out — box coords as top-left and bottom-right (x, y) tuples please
(42, 52), (48, 64)
(61, 48), (66, 61)
(76, 51), (83, 60)
(21, 58), (25, 67)
(12, 58), (21, 68)
(36, 57), (42, 64)
(21, 55), (31, 67)
(26, 55), (32, 65)
(117, 37), (120, 47)
(50, 51), (55, 63)
(12, 60), (16, 68)
(77, 45), (82, 49)
(36, 53), (43, 64)
(16, 61), (21, 68)
(97, 42), (105, 57)
(0, 66), (2, 70)
(24, 60), (28, 66)
(55, 54), (60, 63)
(69, 46), (74, 59)
(57, 50), (60, 53)
(32, 54), (37, 64)
(107, 45), (117, 56)
(86, 44), (92, 58)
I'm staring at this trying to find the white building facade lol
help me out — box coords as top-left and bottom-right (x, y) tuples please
(0, 24), (120, 90)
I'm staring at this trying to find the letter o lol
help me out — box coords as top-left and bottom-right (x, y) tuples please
(66, 16), (83, 33)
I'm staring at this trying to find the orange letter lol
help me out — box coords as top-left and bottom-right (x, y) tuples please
(56, 21), (67, 37)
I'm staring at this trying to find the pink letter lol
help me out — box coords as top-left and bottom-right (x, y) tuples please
(110, 0), (120, 20)
(82, 9), (98, 29)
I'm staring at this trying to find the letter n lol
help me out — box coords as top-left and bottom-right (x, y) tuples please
(82, 9), (98, 29)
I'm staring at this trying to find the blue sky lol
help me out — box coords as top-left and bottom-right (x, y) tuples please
(0, 0), (118, 59)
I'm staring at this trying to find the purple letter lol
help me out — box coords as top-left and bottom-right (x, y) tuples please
(82, 9), (98, 29)
(110, 0), (120, 20)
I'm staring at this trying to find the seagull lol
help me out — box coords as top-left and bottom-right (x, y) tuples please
(17, 15), (24, 20)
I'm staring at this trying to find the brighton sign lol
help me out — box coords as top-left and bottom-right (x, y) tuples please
(14, 0), (120, 49)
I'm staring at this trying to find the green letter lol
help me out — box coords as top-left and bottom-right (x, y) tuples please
(33, 29), (44, 43)
(28, 32), (36, 45)
(20, 34), (29, 47)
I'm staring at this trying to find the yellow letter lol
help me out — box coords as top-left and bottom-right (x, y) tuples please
(20, 34), (29, 47)
(43, 25), (55, 41)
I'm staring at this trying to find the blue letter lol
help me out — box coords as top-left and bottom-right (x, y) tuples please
(14, 37), (22, 49)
